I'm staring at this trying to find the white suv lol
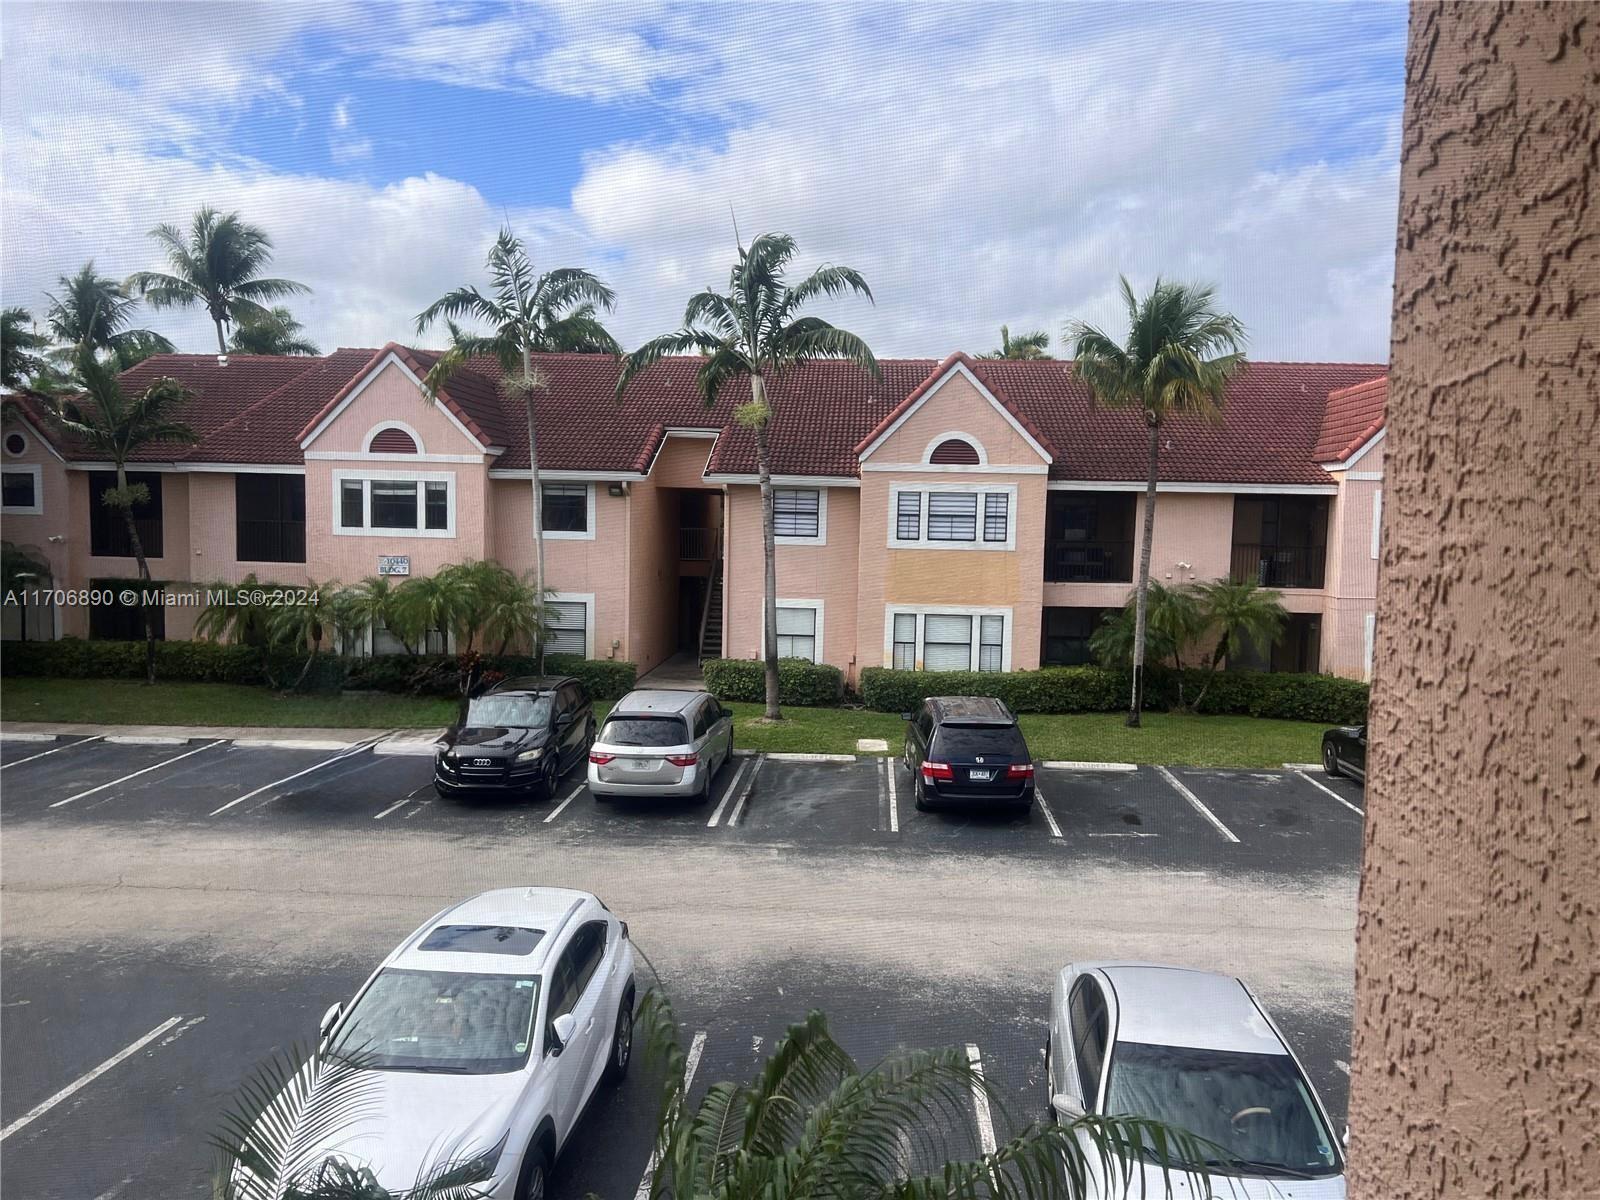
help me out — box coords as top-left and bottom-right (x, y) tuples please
(286, 888), (637, 1199)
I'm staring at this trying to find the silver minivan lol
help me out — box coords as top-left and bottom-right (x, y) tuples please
(587, 689), (734, 802)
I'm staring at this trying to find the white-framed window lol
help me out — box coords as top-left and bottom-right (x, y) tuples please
(767, 598), (824, 663)
(773, 487), (827, 545)
(332, 469), (456, 538)
(883, 606), (1012, 672)
(1370, 489), (1382, 559)
(888, 483), (1016, 551)
(545, 592), (594, 658)
(4, 429), (30, 457)
(542, 482), (595, 540)
(1, 464), (43, 515)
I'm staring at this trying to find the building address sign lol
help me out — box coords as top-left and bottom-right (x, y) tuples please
(377, 556), (411, 576)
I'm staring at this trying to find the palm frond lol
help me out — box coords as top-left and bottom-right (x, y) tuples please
(618, 330), (721, 401)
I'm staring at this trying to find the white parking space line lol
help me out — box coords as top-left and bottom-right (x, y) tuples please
(726, 754), (764, 827)
(48, 740), (226, 809)
(1037, 794), (1064, 839)
(1294, 769), (1365, 816)
(544, 784), (583, 824)
(707, 760), (749, 828)
(373, 794), (419, 821)
(208, 737), (386, 816)
(884, 756), (900, 833)
(635, 1030), (708, 1200)
(1155, 765), (1241, 843)
(965, 1044), (998, 1156)
(0, 1015), (187, 1141)
(1, 735), (104, 771)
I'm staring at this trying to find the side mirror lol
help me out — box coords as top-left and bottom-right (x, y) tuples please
(1051, 1093), (1086, 1120)
(319, 1002), (343, 1039)
(549, 1012), (577, 1055)
(554, 712), (574, 730)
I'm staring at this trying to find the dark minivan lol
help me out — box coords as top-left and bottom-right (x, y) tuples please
(434, 675), (595, 799)
(901, 696), (1036, 812)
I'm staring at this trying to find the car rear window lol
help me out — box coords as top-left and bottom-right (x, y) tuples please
(601, 715), (690, 747)
(933, 722), (1029, 758)
(418, 925), (546, 955)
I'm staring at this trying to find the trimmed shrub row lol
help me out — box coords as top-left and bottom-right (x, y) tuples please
(702, 657), (844, 707)
(859, 665), (1367, 725)
(0, 639), (637, 701)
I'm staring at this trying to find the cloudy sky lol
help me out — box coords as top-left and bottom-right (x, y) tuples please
(3, 1), (1406, 364)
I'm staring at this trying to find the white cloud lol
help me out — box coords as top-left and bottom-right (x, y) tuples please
(1, 1), (1403, 364)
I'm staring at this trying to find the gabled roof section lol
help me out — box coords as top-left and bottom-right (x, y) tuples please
(853, 351), (1057, 464)
(296, 343), (507, 452)
(1314, 375), (1388, 463)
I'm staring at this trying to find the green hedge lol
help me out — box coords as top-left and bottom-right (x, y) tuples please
(0, 639), (636, 701)
(860, 665), (1367, 724)
(702, 657), (844, 707)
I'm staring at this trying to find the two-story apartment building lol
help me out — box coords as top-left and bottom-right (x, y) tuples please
(1, 346), (1388, 680)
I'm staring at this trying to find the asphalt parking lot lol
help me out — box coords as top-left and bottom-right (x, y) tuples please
(0, 732), (1363, 1200)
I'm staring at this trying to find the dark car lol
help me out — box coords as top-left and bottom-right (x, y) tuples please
(434, 675), (595, 799)
(901, 696), (1036, 812)
(1321, 723), (1367, 782)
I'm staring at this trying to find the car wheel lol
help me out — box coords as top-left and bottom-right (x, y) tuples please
(602, 991), (634, 1084)
(1044, 1037), (1055, 1120)
(516, 1141), (549, 1200)
(543, 759), (562, 798)
(696, 766), (713, 805)
(1322, 741), (1341, 778)
(914, 776), (932, 812)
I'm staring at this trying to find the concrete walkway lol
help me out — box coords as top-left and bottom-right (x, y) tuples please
(635, 650), (706, 691)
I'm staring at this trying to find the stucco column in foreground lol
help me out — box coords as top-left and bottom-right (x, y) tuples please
(1348, 3), (1599, 1197)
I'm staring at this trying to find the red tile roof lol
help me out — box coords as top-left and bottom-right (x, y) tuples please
(1313, 375), (1388, 462)
(79, 350), (1386, 486)
(853, 351), (1060, 462)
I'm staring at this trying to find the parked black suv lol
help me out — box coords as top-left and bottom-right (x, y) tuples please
(434, 675), (595, 799)
(1321, 723), (1367, 782)
(901, 696), (1036, 812)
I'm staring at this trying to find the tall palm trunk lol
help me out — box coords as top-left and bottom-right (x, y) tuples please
(751, 373), (781, 720)
(115, 463), (158, 685)
(522, 346), (547, 677)
(1128, 419), (1161, 727)
(212, 310), (228, 356)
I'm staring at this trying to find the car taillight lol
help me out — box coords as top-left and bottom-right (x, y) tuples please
(589, 751), (615, 765)
(921, 760), (954, 781)
(666, 754), (698, 767)
(1006, 763), (1036, 779)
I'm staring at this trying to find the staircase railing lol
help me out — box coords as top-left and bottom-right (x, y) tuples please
(697, 525), (724, 661)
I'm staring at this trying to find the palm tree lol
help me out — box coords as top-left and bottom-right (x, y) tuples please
(391, 571), (470, 655)
(979, 324), (1053, 360)
(336, 575), (417, 656)
(196, 573), (281, 648)
(1088, 581), (1206, 674)
(44, 263), (174, 369)
(1067, 278), (1246, 727)
(636, 991), (1209, 1200)
(230, 306), (320, 356)
(266, 582), (344, 691)
(41, 348), (196, 683)
(2, 308), (50, 387)
(416, 229), (618, 676)
(1188, 579), (1286, 708)
(618, 233), (879, 720)
(130, 206), (310, 355)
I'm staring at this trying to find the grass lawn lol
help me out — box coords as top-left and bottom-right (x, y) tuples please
(0, 678), (458, 729)
(0, 679), (1327, 767)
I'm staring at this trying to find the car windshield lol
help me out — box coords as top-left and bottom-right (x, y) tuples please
(933, 722), (1028, 759)
(465, 695), (551, 728)
(601, 715), (688, 747)
(1104, 1042), (1339, 1178)
(333, 968), (541, 1074)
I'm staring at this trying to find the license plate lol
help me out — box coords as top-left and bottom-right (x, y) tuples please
(625, 759), (657, 771)
(969, 768), (995, 782)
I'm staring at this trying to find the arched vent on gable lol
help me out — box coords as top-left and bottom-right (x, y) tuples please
(929, 437), (981, 465)
(369, 427), (419, 454)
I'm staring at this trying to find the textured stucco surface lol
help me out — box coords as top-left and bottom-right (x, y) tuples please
(1348, 4), (1599, 1198)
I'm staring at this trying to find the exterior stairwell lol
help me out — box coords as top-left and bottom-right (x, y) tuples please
(698, 533), (724, 662)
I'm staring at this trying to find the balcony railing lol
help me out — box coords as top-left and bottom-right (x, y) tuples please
(679, 526), (713, 561)
(1231, 543), (1326, 590)
(237, 519), (306, 564)
(1044, 539), (1134, 583)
